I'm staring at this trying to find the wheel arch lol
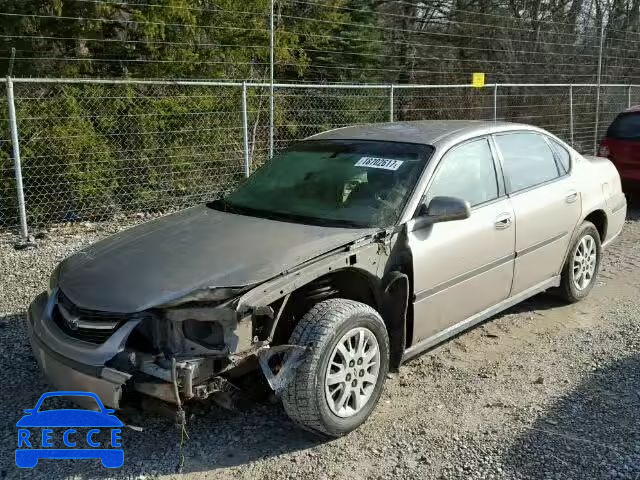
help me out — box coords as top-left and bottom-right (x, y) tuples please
(560, 208), (607, 273)
(268, 267), (382, 346)
(267, 266), (409, 371)
(557, 214), (603, 303)
(583, 209), (608, 242)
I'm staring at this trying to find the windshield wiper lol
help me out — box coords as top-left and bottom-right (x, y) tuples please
(208, 200), (370, 228)
(318, 218), (370, 228)
(208, 199), (295, 222)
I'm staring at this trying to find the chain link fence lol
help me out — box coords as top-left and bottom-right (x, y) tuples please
(394, 86), (495, 123)
(6, 81), (247, 228)
(1, 79), (638, 238)
(272, 86), (391, 160)
(496, 86), (574, 143)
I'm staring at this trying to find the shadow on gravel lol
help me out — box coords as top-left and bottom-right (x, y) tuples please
(501, 292), (567, 316)
(503, 354), (640, 479)
(0, 313), (324, 480)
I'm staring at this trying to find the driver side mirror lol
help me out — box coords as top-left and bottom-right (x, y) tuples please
(418, 196), (471, 224)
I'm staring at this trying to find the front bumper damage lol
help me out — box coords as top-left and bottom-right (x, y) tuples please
(26, 290), (304, 410)
(28, 230), (385, 412)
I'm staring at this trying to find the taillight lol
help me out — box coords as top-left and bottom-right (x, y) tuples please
(598, 143), (610, 157)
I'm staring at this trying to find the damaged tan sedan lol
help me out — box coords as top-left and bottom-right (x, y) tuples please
(27, 121), (626, 437)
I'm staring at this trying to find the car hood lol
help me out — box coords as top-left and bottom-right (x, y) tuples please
(58, 205), (374, 313)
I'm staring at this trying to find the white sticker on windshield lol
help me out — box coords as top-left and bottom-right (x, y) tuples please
(354, 157), (404, 170)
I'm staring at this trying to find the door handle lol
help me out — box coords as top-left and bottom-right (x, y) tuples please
(494, 213), (512, 230)
(566, 191), (578, 204)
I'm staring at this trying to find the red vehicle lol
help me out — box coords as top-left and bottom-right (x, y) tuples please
(599, 106), (640, 189)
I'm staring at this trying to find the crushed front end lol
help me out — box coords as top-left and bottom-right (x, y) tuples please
(26, 286), (288, 410)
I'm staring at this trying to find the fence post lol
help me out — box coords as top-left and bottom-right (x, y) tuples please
(569, 84), (574, 147)
(389, 85), (394, 122)
(493, 84), (498, 121)
(628, 85), (632, 109)
(6, 76), (29, 242)
(593, 22), (605, 155)
(242, 82), (250, 177)
(269, 0), (275, 159)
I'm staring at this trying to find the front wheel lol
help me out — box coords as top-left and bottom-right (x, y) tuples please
(282, 298), (389, 437)
(559, 221), (601, 303)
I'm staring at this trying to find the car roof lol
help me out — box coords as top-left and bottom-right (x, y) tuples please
(623, 105), (640, 113)
(307, 120), (538, 147)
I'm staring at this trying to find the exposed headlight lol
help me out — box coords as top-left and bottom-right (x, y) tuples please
(48, 264), (61, 296)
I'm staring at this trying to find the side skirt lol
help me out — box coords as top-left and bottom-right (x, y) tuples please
(401, 275), (561, 363)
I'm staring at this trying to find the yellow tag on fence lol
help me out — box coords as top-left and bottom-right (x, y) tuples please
(472, 72), (485, 88)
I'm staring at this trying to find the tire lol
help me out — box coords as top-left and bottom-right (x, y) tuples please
(282, 298), (389, 437)
(558, 221), (601, 303)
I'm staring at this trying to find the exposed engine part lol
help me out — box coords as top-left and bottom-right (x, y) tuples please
(137, 359), (172, 382)
(162, 305), (254, 356)
(182, 362), (196, 399)
(133, 356), (215, 402)
(133, 381), (178, 404)
(130, 343), (305, 405)
(171, 357), (182, 406)
(192, 375), (238, 400)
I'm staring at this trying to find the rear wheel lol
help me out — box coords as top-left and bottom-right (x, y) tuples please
(559, 221), (601, 303)
(282, 298), (389, 437)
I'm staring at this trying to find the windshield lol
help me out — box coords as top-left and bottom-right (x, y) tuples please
(213, 140), (433, 228)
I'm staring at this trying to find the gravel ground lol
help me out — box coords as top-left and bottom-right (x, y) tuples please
(1, 207), (639, 480)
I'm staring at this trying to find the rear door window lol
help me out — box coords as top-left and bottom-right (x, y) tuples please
(494, 132), (561, 193)
(548, 138), (571, 174)
(606, 113), (640, 140)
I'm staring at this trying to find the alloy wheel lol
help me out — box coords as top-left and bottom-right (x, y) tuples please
(324, 327), (380, 418)
(572, 234), (597, 291)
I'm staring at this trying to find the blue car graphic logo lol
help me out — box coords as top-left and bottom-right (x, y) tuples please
(15, 391), (124, 468)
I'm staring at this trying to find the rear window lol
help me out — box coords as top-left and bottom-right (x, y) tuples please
(606, 113), (640, 140)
